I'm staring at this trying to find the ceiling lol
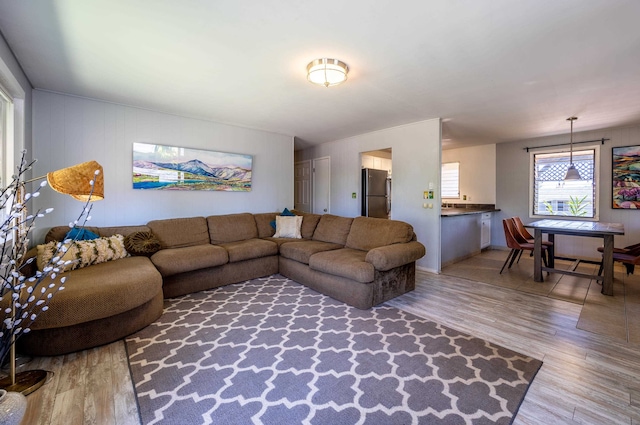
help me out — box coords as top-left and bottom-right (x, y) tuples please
(1, 1), (639, 151)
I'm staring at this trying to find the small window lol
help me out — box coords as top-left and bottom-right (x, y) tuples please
(441, 162), (460, 199)
(0, 88), (8, 187)
(531, 148), (598, 219)
(0, 87), (12, 226)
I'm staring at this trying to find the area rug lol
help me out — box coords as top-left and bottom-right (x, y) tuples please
(125, 275), (542, 425)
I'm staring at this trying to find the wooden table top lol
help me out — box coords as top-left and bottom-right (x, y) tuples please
(526, 219), (625, 236)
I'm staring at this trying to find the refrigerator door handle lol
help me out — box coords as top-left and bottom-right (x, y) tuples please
(386, 178), (391, 215)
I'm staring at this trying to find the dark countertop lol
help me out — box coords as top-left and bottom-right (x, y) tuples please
(440, 205), (500, 217)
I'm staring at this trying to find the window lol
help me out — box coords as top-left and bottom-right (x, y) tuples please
(531, 147), (598, 219)
(0, 86), (13, 226)
(0, 87), (9, 188)
(441, 162), (459, 199)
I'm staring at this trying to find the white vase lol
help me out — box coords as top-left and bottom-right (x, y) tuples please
(0, 389), (27, 425)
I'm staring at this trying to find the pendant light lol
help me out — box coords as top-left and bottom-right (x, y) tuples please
(564, 116), (581, 180)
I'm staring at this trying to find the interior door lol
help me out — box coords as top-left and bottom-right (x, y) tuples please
(294, 160), (311, 212)
(313, 157), (330, 214)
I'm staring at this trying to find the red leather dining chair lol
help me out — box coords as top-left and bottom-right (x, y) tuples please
(512, 216), (553, 262)
(500, 218), (549, 274)
(596, 242), (640, 276)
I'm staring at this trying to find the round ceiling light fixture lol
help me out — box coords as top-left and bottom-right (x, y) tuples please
(306, 58), (349, 87)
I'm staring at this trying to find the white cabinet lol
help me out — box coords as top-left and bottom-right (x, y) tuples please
(481, 213), (492, 248)
(362, 155), (392, 174)
(361, 155), (374, 169)
(380, 158), (392, 174)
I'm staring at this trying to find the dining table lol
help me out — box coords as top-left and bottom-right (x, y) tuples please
(526, 219), (625, 296)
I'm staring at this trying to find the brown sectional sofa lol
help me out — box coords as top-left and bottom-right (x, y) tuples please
(19, 212), (425, 356)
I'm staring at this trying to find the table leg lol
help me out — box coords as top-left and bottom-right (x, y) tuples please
(548, 234), (555, 268)
(534, 229), (543, 282)
(602, 234), (614, 296)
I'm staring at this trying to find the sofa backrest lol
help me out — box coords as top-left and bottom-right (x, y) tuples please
(345, 217), (415, 251)
(312, 214), (353, 245)
(147, 217), (209, 249)
(292, 211), (322, 239)
(207, 213), (258, 243)
(44, 225), (151, 243)
(253, 212), (278, 238)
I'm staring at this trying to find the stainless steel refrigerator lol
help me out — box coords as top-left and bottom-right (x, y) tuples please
(362, 168), (391, 218)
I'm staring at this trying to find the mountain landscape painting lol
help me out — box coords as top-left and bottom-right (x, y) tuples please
(133, 143), (252, 191)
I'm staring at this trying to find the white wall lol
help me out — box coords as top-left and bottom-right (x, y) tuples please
(442, 144), (496, 204)
(295, 119), (442, 272)
(496, 124), (640, 260)
(31, 90), (294, 241)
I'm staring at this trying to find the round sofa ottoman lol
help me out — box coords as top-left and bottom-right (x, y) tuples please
(17, 256), (163, 357)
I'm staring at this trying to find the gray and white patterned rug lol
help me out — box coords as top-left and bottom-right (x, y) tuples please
(125, 275), (541, 425)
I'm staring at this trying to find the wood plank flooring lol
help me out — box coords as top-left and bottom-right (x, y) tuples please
(13, 256), (640, 424)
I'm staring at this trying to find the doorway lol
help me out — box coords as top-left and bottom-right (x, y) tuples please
(360, 148), (392, 218)
(313, 157), (330, 214)
(294, 160), (311, 212)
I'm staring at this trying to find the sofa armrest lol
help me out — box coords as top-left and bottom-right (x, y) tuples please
(365, 241), (426, 271)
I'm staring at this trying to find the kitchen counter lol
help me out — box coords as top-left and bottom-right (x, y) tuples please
(441, 204), (500, 217)
(440, 205), (498, 267)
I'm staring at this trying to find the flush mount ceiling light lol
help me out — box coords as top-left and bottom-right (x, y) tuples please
(306, 58), (349, 87)
(564, 116), (582, 180)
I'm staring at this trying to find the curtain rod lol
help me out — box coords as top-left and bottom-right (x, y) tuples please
(523, 138), (609, 152)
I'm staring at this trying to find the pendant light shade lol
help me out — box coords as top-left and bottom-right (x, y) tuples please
(307, 58), (349, 87)
(564, 116), (581, 181)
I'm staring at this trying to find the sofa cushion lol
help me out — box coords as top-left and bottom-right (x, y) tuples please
(147, 217), (209, 248)
(346, 217), (415, 251)
(309, 248), (374, 283)
(124, 231), (162, 256)
(312, 214), (353, 245)
(273, 215), (303, 238)
(254, 212), (278, 238)
(64, 227), (99, 241)
(207, 213), (258, 243)
(37, 235), (129, 272)
(218, 239), (278, 263)
(150, 244), (229, 277)
(292, 211), (322, 239)
(280, 240), (343, 264)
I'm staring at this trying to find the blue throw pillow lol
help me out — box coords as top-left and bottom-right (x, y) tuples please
(270, 208), (297, 229)
(65, 227), (99, 241)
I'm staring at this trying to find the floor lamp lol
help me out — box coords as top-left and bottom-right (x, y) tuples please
(0, 160), (104, 395)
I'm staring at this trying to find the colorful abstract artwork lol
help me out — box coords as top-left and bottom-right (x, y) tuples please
(612, 145), (640, 209)
(133, 143), (252, 191)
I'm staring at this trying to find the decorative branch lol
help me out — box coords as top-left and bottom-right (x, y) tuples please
(0, 150), (99, 366)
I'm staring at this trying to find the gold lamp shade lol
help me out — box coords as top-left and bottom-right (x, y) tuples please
(46, 160), (104, 201)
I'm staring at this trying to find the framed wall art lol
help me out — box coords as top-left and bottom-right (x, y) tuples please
(612, 145), (640, 209)
(133, 142), (252, 191)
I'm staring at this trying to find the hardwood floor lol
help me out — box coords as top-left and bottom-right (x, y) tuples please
(14, 259), (640, 424)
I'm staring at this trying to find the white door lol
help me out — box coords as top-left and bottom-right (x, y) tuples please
(313, 157), (330, 214)
(294, 160), (311, 212)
